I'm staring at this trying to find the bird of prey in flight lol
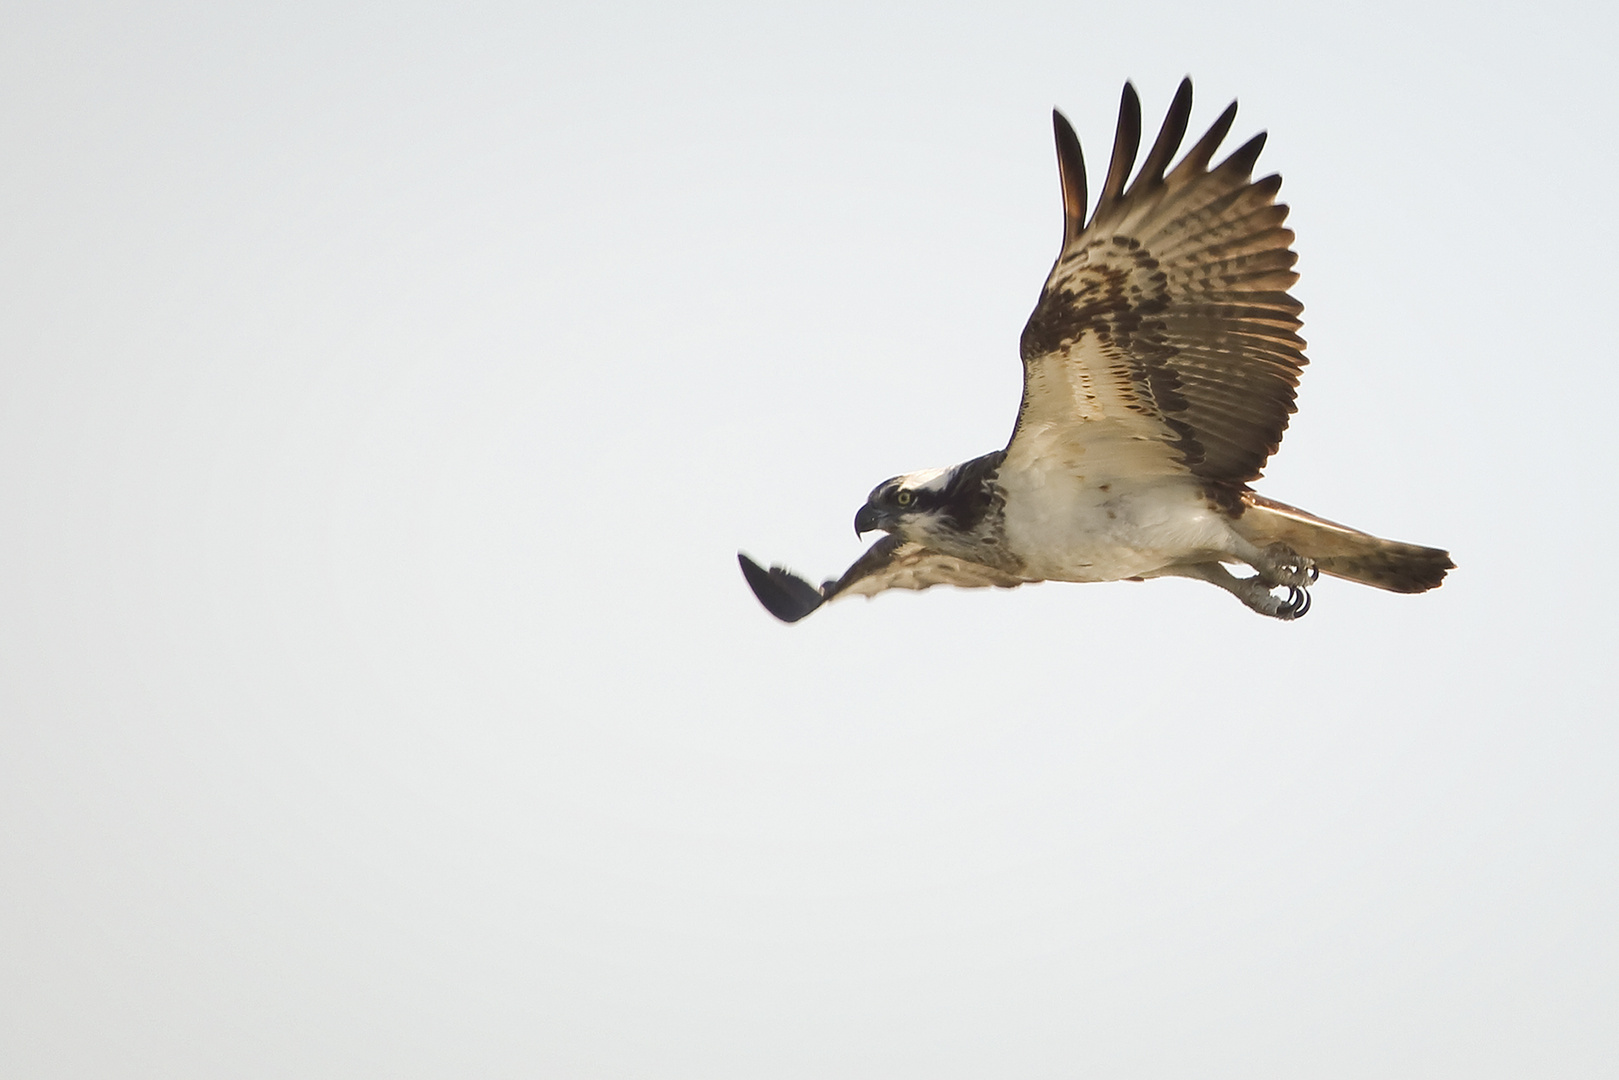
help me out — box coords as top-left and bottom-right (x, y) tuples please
(739, 79), (1452, 622)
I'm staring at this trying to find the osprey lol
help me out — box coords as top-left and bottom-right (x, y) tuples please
(739, 80), (1452, 622)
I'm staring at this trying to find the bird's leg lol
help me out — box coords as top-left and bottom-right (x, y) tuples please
(1258, 542), (1319, 588)
(1227, 536), (1318, 589)
(1165, 562), (1312, 620)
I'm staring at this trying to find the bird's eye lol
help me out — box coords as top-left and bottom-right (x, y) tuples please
(895, 490), (914, 507)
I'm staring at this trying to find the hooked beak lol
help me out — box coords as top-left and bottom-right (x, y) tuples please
(854, 503), (884, 537)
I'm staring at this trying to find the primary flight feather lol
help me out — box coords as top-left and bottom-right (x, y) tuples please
(740, 79), (1452, 622)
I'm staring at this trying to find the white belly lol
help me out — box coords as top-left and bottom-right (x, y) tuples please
(999, 469), (1240, 582)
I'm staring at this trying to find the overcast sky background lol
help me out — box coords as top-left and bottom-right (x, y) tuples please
(1, 2), (1615, 1077)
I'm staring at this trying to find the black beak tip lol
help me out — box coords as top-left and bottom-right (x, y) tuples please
(854, 504), (880, 537)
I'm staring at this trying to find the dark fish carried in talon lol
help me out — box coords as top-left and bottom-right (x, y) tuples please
(739, 79), (1453, 622)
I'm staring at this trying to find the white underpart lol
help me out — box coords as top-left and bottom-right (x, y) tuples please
(998, 461), (1247, 582)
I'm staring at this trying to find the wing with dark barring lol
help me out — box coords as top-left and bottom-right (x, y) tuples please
(1011, 79), (1307, 489)
(739, 538), (1027, 623)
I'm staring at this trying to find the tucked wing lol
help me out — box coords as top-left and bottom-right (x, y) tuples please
(738, 540), (1026, 623)
(1009, 78), (1306, 490)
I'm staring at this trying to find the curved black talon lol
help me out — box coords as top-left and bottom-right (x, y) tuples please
(1281, 584), (1311, 619)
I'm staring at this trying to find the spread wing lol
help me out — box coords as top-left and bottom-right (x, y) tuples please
(738, 539), (1026, 623)
(1008, 78), (1306, 490)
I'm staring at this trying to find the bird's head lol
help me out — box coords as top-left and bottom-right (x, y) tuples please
(854, 467), (952, 541)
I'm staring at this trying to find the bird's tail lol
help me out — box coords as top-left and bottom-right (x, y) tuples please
(1235, 492), (1453, 594)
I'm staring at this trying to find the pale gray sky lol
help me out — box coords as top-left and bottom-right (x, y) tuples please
(2, 2), (1615, 1077)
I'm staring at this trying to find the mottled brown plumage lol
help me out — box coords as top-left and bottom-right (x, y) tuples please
(739, 80), (1452, 621)
(1012, 80), (1306, 493)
